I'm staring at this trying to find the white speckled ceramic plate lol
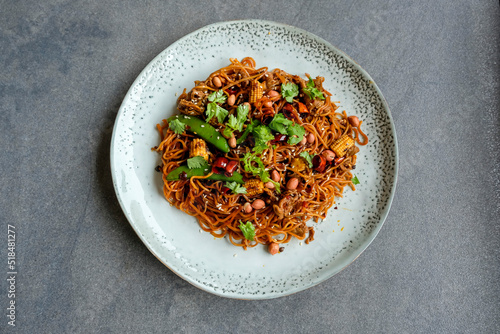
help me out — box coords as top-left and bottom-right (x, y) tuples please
(111, 20), (398, 299)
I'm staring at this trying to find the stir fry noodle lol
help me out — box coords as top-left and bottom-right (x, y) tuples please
(154, 57), (367, 254)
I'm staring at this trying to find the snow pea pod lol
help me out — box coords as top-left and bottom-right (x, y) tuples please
(166, 165), (244, 184)
(167, 115), (229, 153)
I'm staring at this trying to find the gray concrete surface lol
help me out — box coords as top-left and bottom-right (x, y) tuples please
(1, 1), (499, 333)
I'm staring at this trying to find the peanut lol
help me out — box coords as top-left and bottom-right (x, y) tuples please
(322, 150), (336, 162)
(348, 116), (360, 127)
(228, 135), (237, 148)
(307, 133), (315, 144)
(243, 202), (253, 213)
(265, 181), (275, 189)
(271, 170), (280, 182)
(268, 242), (280, 255)
(286, 177), (299, 190)
(228, 94), (236, 106)
(251, 199), (266, 210)
(213, 76), (222, 88)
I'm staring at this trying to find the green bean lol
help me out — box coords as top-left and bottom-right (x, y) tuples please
(166, 165), (244, 184)
(167, 115), (229, 153)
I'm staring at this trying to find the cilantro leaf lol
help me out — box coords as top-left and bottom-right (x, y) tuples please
(207, 90), (227, 104)
(169, 119), (186, 134)
(352, 175), (360, 185)
(227, 114), (239, 130)
(299, 151), (314, 168)
(241, 152), (280, 193)
(303, 78), (325, 100)
(286, 123), (306, 145)
(206, 103), (228, 123)
(222, 103), (250, 138)
(186, 156), (208, 169)
(242, 152), (265, 175)
(269, 113), (293, 135)
(235, 104), (249, 131)
(225, 181), (247, 194)
(252, 125), (274, 153)
(281, 83), (299, 103)
(239, 221), (255, 241)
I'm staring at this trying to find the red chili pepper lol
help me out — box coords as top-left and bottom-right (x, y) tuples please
(297, 102), (309, 114)
(224, 160), (238, 177)
(312, 155), (327, 172)
(271, 134), (288, 144)
(282, 103), (295, 120)
(221, 186), (230, 194)
(212, 157), (228, 174)
(226, 86), (238, 95)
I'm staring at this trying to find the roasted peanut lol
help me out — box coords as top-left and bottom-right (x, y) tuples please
(252, 199), (266, 210)
(268, 242), (280, 255)
(268, 90), (280, 97)
(213, 76), (222, 88)
(271, 170), (280, 182)
(243, 202), (253, 213)
(348, 116), (360, 127)
(228, 134), (237, 148)
(265, 181), (275, 189)
(322, 150), (336, 162)
(228, 94), (236, 106)
(286, 178), (299, 190)
(307, 133), (315, 144)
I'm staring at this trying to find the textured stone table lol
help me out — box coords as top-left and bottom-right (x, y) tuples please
(1, 1), (499, 333)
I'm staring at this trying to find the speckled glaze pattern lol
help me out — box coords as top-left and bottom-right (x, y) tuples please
(110, 20), (398, 299)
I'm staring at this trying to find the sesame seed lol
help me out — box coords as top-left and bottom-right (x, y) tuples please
(201, 125), (205, 127)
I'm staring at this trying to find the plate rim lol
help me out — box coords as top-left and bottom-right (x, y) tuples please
(110, 19), (399, 299)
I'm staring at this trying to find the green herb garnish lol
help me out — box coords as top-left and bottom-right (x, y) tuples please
(223, 103), (250, 137)
(186, 156), (208, 169)
(225, 181), (247, 194)
(303, 78), (325, 100)
(239, 221), (255, 241)
(206, 90), (229, 123)
(299, 151), (314, 168)
(281, 83), (299, 103)
(286, 123), (306, 145)
(207, 90), (227, 104)
(252, 124), (274, 153)
(169, 119), (186, 134)
(242, 152), (280, 193)
(269, 113), (293, 135)
(352, 175), (360, 185)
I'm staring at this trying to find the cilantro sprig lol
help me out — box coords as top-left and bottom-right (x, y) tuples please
(206, 90), (229, 123)
(281, 83), (299, 103)
(252, 125), (274, 153)
(352, 175), (360, 185)
(239, 221), (255, 241)
(303, 78), (325, 100)
(169, 119), (186, 134)
(223, 103), (249, 138)
(186, 156), (208, 169)
(242, 152), (280, 192)
(225, 181), (247, 194)
(269, 113), (293, 135)
(286, 123), (306, 145)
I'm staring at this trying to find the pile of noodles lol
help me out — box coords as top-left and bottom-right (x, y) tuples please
(155, 57), (368, 249)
